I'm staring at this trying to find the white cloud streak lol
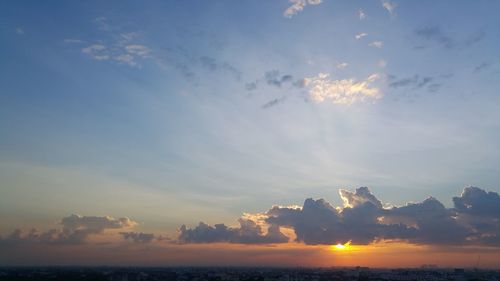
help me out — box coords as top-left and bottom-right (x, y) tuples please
(355, 32), (368, 40)
(283, 0), (323, 18)
(369, 41), (383, 48)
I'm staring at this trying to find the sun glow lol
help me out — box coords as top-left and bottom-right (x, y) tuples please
(332, 241), (351, 251)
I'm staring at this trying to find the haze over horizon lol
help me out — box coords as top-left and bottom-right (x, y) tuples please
(1, 0), (500, 268)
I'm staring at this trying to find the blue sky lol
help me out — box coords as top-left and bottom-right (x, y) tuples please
(1, 0), (500, 249)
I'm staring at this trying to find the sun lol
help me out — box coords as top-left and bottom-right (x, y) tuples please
(332, 240), (351, 251)
(334, 243), (346, 250)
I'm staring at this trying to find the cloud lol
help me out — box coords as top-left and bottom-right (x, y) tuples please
(82, 44), (110, 61)
(303, 73), (382, 105)
(180, 187), (500, 247)
(387, 74), (442, 93)
(16, 27), (24, 35)
(179, 218), (289, 244)
(0, 214), (137, 245)
(453, 187), (500, 218)
(59, 214), (137, 244)
(339, 186), (383, 208)
(283, 0), (323, 18)
(120, 232), (156, 243)
(265, 70), (294, 87)
(262, 96), (288, 109)
(358, 9), (366, 20)
(369, 41), (383, 48)
(415, 26), (455, 49)
(473, 62), (492, 73)
(199, 56), (242, 81)
(114, 54), (136, 66)
(93, 17), (110, 31)
(378, 59), (387, 68)
(64, 39), (84, 44)
(245, 70), (300, 92)
(355, 32), (368, 40)
(125, 45), (151, 58)
(381, 0), (397, 15)
(336, 62), (348, 69)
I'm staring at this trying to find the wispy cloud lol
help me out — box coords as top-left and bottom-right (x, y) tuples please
(415, 26), (454, 49)
(303, 73), (382, 105)
(381, 0), (397, 15)
(378, 59), (387, 68)
(81, 44), (110, 61)
(355, 32), (368, 40)
(336, 62), (349, 69)
(473, 62), (492, 73)
(283, 0), (323, 18)
(15, 27), (24, 35)
(369, 41), (383, 48)
(358, 9), (366, 20)
(64, 38), (84, 44)
(414, 26), (484, 50)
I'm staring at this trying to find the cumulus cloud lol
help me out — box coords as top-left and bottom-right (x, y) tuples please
(180, 187), (500, 247)
(283, 0), (323, 18)
(0, 214), (137, 245)
(179, 218), (289, 244)
(303, 73), (382, 105)
(453, 187), (500, 218)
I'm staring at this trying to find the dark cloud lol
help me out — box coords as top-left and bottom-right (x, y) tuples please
(415, 26), (485, 49)
(388, 74), (443, 94)
(245, 70), (304, 92)
(264, 70), (294, 88)
(0, 214), (137, 245)
(453, 187), (500, 218)
(178, 218), (289, 244)
(415, 26), (455, 49)
(181, 187), (500, 246)
(120, 232), (156, 243)
(464, 30), (485, 47)
(474, 62), (492, 73)
(262, 96), (287, 109)
(199, 56), (241, 81)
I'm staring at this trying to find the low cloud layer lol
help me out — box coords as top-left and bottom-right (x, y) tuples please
(179, 218), (288, 244)
(180, 187), (500, 246)
(1, 214), (136, 245)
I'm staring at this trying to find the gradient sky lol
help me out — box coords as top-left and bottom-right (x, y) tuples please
(1, 0), (500, 267)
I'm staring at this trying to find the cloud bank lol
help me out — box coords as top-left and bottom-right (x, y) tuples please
(180, 187), (500, 246)
(1, 214), (136, 245)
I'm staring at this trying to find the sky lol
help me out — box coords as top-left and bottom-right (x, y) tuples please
(1, 0), (500, 268)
